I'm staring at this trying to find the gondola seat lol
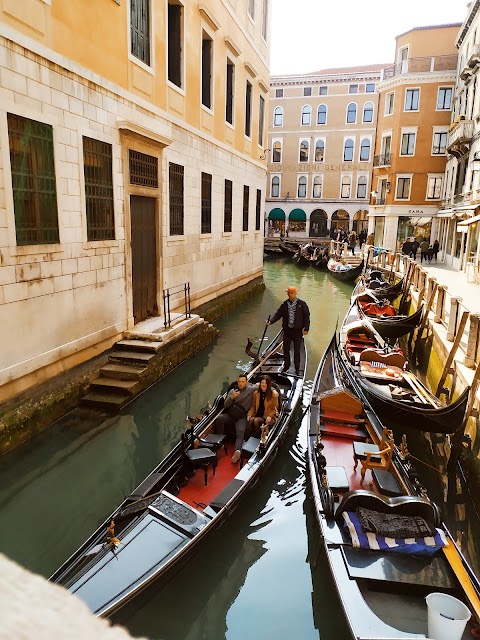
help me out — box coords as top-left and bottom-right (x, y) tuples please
(372, 468), (402, 497)
(353, 427), (392, 469)
(240, 437), (260, 467)
(181, 427), (218, 486)
(200, 433), (228, 455)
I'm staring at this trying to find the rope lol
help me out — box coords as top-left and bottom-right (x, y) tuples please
(407, 452), (443, 475)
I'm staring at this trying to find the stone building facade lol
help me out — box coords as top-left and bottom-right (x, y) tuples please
(0, 0), (270, 402)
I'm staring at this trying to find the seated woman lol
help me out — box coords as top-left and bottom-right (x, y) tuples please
(247, 376), (279, 438)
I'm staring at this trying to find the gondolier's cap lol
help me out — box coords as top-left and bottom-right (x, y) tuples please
(285, 286), (297, 294)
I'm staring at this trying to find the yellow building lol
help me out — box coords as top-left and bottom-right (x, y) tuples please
(266, 65), (383, 238)
(370, 24), (459, 251)
(0, 0), (270, 401)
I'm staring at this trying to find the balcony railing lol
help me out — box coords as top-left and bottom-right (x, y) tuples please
(382, 55), (457, 80)
(376, 197), (386, 205)
(468, 44), (480, 69)
(373, 153), (391, 167)
(447, 119), (474, 157)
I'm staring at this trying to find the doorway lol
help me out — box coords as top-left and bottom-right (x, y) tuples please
(130, 195), (157, 323)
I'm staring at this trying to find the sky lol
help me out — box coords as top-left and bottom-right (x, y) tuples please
(270, 0), (470, 75)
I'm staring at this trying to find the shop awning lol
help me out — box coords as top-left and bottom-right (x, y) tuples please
(437, 211), (453, 218)
(457, 214), (480, 226)
(289, 208), (306, 222)
(413, 217), (432, 226)
(269, 208), (285, 221)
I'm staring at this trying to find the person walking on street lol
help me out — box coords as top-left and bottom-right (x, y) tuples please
(432, 239), (439, 262)
(267, 287), (310, 375)
(348, 230), (357, 256)
(420, 239), (429, 263)
(410, 239), (419, 260)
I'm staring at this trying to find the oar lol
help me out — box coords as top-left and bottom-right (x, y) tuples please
(258, 314), (271, 358)
(245, 314), (271, 363)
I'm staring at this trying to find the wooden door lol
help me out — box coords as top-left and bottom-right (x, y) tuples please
(130, 195), (157, 323)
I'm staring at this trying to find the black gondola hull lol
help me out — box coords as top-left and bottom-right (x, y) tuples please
(358, 302), (424, 341)
(327, 259), (364, 282)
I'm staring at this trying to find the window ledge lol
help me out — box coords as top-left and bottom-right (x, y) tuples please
(241, 231), (250, 235)
(83, 240), (118, 249)
(200, 233), (213, 239)
(222, 231), (233, 236)
(128, 52), (155, 76)
(11, 244), (63, 257)
(167, 237), (185, 245)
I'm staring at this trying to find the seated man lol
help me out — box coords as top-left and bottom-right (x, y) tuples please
(214, 373), (256, 463)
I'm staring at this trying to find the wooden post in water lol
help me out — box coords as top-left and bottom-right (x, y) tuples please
(465, 313), (480, 369)
(412, 281), (438, 355)
(435, 311), (470, 398)
(434, 285), (447, 323)
(394, 252), (401, 273)
(447, 297), (462, 341)
(447, 358), (480, 472)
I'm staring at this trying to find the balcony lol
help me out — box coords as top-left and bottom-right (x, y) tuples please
(460, 65), (474, 81)
(447, 118), (474, 157)
(381, 55), (457, 80)
(373, 153), (391, 167)
(468, 44), (480, 69)
(376, 197), (386, 206)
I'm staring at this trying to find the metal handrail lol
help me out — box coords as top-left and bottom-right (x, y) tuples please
(162, 282), (191, 329)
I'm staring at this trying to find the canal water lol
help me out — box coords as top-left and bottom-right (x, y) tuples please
(0, 258), (477, 639)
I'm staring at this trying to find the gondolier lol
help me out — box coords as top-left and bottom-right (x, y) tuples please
(267, 286), (310, 375)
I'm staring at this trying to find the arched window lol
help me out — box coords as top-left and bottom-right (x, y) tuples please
(363, 101), (374, 123)
(272, 141), (282, 162)
(301, 105), (312, 126)
(343, 139), (354, 162)
(315, 140), (325, 162)
(346, 102), (357, 124)
(271, 176), (280, 197)
(299, 139), (309, 162)
(357, 176), (367, 198)
(298, 176), (307, 198)
(317, 104), (327, 125)
(313, 176), (322, 198)
(341, 176), (351, 198)
(359, 138), (371, 161)
(273, 106), (283, 126)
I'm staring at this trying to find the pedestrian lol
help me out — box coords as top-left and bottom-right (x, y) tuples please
(420, 239), (429, 263)
(348, 230), (357, 256)
(410, 239), (419, 260)
(267, 286), (310, 376)
(432, 239), (439, 262)
(286, 226), (290, 238)
(402, 239), (412, 256)
(366, 232), (374, 246)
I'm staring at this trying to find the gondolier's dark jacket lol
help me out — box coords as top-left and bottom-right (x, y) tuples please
(270, 298), (310, 333)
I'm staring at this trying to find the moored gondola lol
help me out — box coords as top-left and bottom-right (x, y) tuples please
(365, 275), (405, 302)
(356, 297), (424, 341)
(327, 258), (364, 282)
(279, 240), (300, 256)
(306, 333), (480, 639)
(50, 330), (306, 617)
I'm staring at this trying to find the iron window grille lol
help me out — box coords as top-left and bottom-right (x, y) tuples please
(245, 81), (252, 137)
(168, 2), (182, 87)
(130, 0), (150, 66)
(258, 95), (265, 147)
(255, 189), (261, 230)
(224, 179), (232, 232)
(202, 35), (212, 109)
(226, 61), (234, 124)
(169, 162), (184, 236)
(129, 149), (158, 187)
(7, 113), (59, 246)
(243, 185), (249, 231)
(83, 137), (115, 241)
(201, 172), (212, 234)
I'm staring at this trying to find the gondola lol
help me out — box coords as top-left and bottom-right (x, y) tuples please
(364, 275), (405, 302)
(49, 331), (306, 617)
(356, 297), (424, 341)
(339, 305), (470, 434)
(306, 333), (480, 640)
(327, 258), (364, 282)
(293, 249), (311, 266)
(279, 240), (300, 256)
(264, 246), (284, 257)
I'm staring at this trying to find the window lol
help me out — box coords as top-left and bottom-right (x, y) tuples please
(273, 106), (283, 126)
(343, 138), (354, 162)
(83, 137), (115, 241)
(385, 92), (394, 115)
(243, 185), (249, 230)
(129, 150), (158, 187)
(169, 162), (184, 236)
(168, 2), (182, 87)
(271, 176), (280, 197)
(363, 102), (373, 123)
(405, 88), (420, 111)
(319, 86), (328, 96)
(304, 87), (312, 96)
(366, 83), (375, 93)
(349, 84), (358, 94)
(437, 87), (453, 110)
(275, 88), (283, 98)
(272, 141), (282, 162)
(396, 177), (411, 199)
(341, 176), (351, 198)
(359, 138), (370, 162)
(201, 172), (212, 234)
(432, 131), (447, 155)
(131, 0), (150, 66)
(256, 189), (261, 230)
(226, 60), (234, 124)
(380, 135), (392, 165)
(248, 0), (255, 19)
(313, 176), (322, 198)
(224, 179), (232, 232)
(299, 139), (309, 162)
(317, 104), (327, 125)
(262, 0), (268, 39)
(401, 132), (416, 156)
(258, 95), (265, 146)
(245, 80), (252, 137)
(201, 32), (212, 109)
(301, 105), (312, 125)
(7, 113), (59, 245)
(427, 176), (443, 199)
(315, 139), (325, 162)
(357, 176), (367, 198)
(298, 176), (307, 198)
(346, 102), (357, 123)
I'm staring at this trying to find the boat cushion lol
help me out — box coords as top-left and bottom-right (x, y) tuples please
(372, 469), (402, 497)
(326, 466), (349, 491)
(342, 510), (447, 556)
(209, 479), (245, 512)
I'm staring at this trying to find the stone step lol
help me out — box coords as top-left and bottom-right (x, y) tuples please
(90, 377), (140, 395)
(116, 339), (163, 352)
(109, 350), (156, 364)
(80, 392), (130, 412)
(100, 363), (146, 380)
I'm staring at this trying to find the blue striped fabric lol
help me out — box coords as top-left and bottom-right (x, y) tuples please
(343, 511), (447, 556)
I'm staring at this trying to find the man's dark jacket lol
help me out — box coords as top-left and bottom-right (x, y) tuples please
(270, 298), (310, 332)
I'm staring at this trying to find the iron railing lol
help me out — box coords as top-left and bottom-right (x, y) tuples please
(382, 55), (457, 80)
(163, 282), (191, 329)
(373, 153), (391, 167)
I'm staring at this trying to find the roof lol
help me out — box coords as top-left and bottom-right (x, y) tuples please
(307, 63), (388, 76)
(396, 22), (462, 39)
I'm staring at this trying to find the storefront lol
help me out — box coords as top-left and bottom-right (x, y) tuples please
(353, 209), (368, 234)
(331, 209), (350, 232)
(396, 216), (432, 250)
(374, 216), (385, 247)
(309, 209), (328, 237)
(268, 208), (286, 235)
(288, 208), (306, 234)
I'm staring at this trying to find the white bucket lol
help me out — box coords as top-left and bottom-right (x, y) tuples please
(425, 592), (471, 640)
